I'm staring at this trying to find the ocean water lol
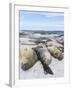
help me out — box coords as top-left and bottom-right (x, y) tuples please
(19, 30), (64, 39)
(20, 30), (64, 34)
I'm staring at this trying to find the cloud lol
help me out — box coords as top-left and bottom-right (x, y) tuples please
(20, 11), (64, 18)
(44, 12), (64, 18)
(48, 12), (63, 16)
(26, 12), (64, 17)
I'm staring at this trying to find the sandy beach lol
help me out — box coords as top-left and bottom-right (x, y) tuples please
(20, 58), (64, 79)
(19, 31), (64, 79)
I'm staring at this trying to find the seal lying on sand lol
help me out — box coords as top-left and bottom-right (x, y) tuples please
(33, 47), (53, 75)
(20, 46), (53, 75)
(46, 40), (64, 60)
(48, 46), (63, 60)
(20, 47), (38, 70)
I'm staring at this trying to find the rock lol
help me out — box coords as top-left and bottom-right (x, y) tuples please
(33, 47), (53, 75)
(19, 47), (38, 70)
(48, 46), (63, 60)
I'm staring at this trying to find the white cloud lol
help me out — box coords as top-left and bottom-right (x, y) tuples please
(21, 11), (64, 17)
(44, 12), (64, 18)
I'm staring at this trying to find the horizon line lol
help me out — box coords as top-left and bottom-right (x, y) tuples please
(20, 30), (64, 31)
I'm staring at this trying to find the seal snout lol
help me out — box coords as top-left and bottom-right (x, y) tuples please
(21, 63), (29, 71)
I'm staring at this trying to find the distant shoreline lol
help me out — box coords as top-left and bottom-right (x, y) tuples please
(19, 30), (64, 35)
(20, 30), (64, 32)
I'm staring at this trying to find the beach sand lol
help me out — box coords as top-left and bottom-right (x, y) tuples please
(19, 31), (64, 79)
(20, 57), (64, 79)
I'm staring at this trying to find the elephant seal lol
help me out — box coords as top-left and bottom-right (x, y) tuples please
(48, 46), (63, 60)
(20, 45), (53, 75)
(19, 47), (38, 70)
(33, 46), (53, 75)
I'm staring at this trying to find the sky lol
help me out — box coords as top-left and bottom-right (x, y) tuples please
(20, 10), (64, 31)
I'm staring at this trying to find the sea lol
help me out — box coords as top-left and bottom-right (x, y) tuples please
(19, 30), (64, 38)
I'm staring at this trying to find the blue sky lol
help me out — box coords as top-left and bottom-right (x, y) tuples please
(20, 11), (64, 31)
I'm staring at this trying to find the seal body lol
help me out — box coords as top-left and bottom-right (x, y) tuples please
(20, 47), (37, 70)
(33, 47), (53, 75)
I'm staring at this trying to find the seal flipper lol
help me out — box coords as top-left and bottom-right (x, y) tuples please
(43, 66), (53, 75)
(43, 65), (53, 75)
